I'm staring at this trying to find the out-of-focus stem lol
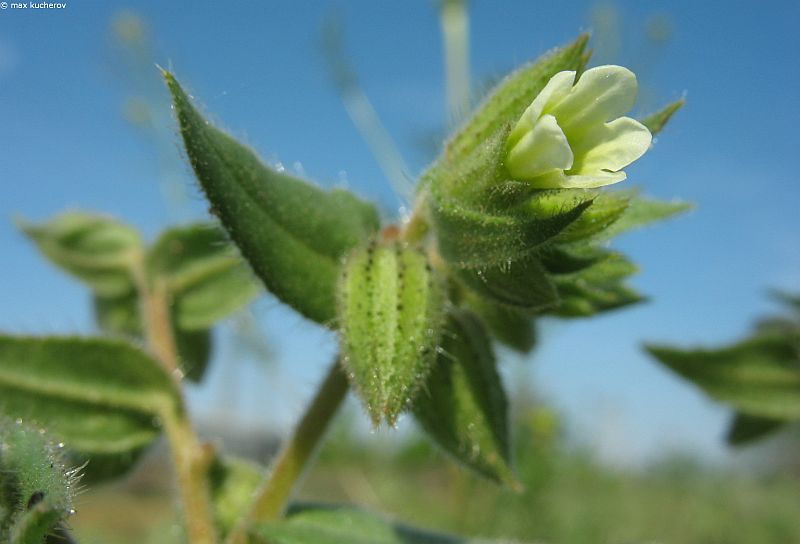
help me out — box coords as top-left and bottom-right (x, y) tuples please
(132, 255), (217, 544)
(226, 359), (349, 543)
(440, 0), (471, 125)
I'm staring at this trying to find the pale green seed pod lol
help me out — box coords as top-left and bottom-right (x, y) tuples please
(338, 240), (445, 426)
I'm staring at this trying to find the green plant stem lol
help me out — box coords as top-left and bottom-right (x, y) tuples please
(440, 0), (471, 124)
(227, 359), (349, 543)
(132, 256), (217, 544)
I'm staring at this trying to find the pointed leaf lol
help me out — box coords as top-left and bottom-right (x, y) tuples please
(20, 213), (141, 297)
(641, 99), (684, 135)
(338, 241), (445, 426)
(147, 223), (260, 330)
(413, 311), (514, 484)
(726, 412), (787, 446)
(0, 335), (176, 456)
(646, 334), (800, 419)
(165, 73), (380, 325)
(600, 196), (692, 240)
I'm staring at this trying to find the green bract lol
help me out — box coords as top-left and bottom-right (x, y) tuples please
(506, 65), (652, 189)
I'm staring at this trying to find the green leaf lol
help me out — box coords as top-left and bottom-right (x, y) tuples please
(641, 99), (684, 135)
(600, 195), (692, 240)
(94, 291), (214, 383)
(551, 281), (643, 318)
(175, 328), (213, 382)
(0, 335), (176, 456)
(457, 254), (558, 311)
(413, 311), (515, 484)
(147, 223), (260, 330)
(431, 189), (593, 268)
(646, 334), (800, 420)
(208, 455), (263, 539)
(338, 241), (445, 426)
(726, 412), (787, 446)
(19, 212), (142, 297)
(446, 34), (589, 163)
(464, 295), (536, 354)
(0, 419), (75, 544)
(251, 503), (507, 544)
(93, 292), (141, 337)
(164, 72), (380, 325)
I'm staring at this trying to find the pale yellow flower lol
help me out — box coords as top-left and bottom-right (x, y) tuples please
(506, 65), (651, 189)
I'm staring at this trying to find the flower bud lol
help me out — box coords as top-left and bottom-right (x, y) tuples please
(337, 240), (445, 426)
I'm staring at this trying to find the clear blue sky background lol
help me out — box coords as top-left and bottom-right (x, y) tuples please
(1, 0), (799, 465)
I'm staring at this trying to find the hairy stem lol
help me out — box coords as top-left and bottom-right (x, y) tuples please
(132, 255), (217, 544)
(227, 360), (349, 543)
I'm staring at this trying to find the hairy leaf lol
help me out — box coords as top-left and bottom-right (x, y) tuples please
(0, 335), (176, 456)
(646, 334), (800, 419)
(457, 254), (558, 311)
(414, 311), (514, 484)
(165, 72), (380, 325)
(147, 223), (260, 330)
(338, 241), (445, 426)
(251, 503), (506, 544)
(20, 213), (141, 297)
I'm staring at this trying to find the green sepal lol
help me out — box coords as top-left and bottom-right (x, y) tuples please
(600, 195), (693, 240)
(431, 188), (593, 268)
(413, 310), (515, 485)
(641, 99), (684, 136)
(164, 72), (380, 325)
(445, 34), (589, 163)
(646, 334), (800, 420)
(726, 412), (786, 446)
(457, 254), (558, 311)
(550, 190), (631, 244)
(19, 212), (142, 297)
(0, 419), (76, 544)
(338, 241), (445, 426)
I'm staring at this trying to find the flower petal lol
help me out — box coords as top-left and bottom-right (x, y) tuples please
(506, 114), (574, 180)
(529, 169), (626, 190)
(571, 117), (652, 174)
(507, 71), (575, 149)
(550, 65), (638, 135)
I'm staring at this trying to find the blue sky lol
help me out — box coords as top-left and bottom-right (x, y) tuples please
(1, 1), (799, 465)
